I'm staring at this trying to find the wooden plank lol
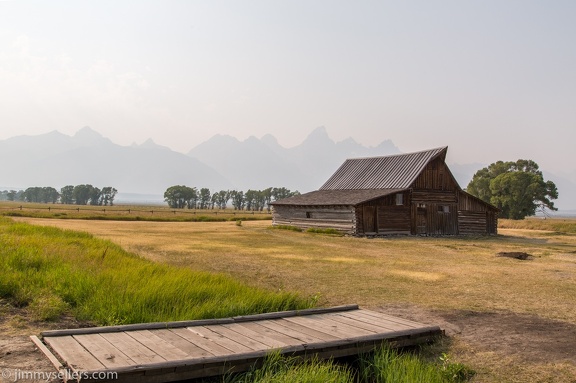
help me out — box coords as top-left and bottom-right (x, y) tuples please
(232, 304), (359, 322)
(235, 322), (305, 347)
(41, 318), (234, 337)
(220, 323), (288, 349)
(152, 329), (218, 357)
(43, 336), (106, 372)
(127, 330), (189, 361)
(258, 319), (339, 342)
(186, 326), (254, 353)
(283, 315), (375, 338)
(356, 309), (426, 328)
(168, 328), (232, 356)
(336, 311), (415, 331)
(100, 332), (166, 365)
(325, 313), (401, 333)
(73, 333), (136, 368)
(29, 335), (64, 371)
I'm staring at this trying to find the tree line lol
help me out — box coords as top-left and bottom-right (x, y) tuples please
(0, 185), (118, 206)
(164, 186), (299, 211)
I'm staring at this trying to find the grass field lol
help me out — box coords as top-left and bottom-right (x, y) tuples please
(0, 201), (272, 222)
(0, 217), (307, 325)
(4, 213), (576, 382)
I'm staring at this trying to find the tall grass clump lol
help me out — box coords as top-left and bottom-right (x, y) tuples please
(0, 218), (310, 324)
(357, 345), (474, 383)
(228, 353), (353, 383)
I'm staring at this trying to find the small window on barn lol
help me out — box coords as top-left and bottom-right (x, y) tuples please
(438, 205), (450, 213)
(306, 212), (311, 218)
(395, 193), (403, 206)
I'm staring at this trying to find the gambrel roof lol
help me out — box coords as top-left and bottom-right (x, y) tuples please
(320, 147), (448, 190)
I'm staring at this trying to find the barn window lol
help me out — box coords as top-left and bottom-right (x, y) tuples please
(438, 205), (450, 213)
(306, 212), (311, 218)
(395, 193), (403, 206)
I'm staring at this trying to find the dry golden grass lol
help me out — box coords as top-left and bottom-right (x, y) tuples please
(11, 217), (576, 383)
(14, 218), (576, 321)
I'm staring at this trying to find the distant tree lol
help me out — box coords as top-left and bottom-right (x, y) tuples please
(89, 186), (102, 206)
(198, 188), (211, 209)
(262, 187), (273, 212)
(229, 190), (245, 210)
(3, 190), (19, 201)
(164, 185), (197, 209)
(210, 192), (218, 209)
(271, 187), (300, 201)
(216, 190), (230, 209)
(42, 187), (60, 204)
(22, 187), (42, 203)
(60, 185), (75, 204)
(73, 184), (94, 205)
(467, 159), (558, 219)
(9, 190), (22, 201)
(101, 187), (118, 206)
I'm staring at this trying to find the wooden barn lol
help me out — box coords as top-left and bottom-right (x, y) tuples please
(271, 147), (498, 236)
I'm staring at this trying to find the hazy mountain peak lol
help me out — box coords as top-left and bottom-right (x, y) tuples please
(261, 134), (279, 146)
(138, 138), (171, 150)
(74, 126), (102, 139)
(301, 126), (334, 146)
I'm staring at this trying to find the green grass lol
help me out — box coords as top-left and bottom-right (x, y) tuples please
(0, 217), (308, 324)
(218, 346), (473, 383)
(357, 346), (474, 383)
(228, 353), (353, 383)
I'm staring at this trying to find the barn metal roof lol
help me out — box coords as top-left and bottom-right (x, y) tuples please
(320, 147), (448, 190)
(271, 189), (406, 206)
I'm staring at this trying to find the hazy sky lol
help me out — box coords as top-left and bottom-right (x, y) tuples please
(1, 1), (575, 175)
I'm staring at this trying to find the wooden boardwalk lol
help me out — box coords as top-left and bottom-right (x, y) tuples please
(33, 305), (443, 383)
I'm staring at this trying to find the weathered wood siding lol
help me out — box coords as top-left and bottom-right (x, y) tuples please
(356, 192), (411, 235)
(412, 158), (459, 191)
(410, 202), (459, 235)
(458, 192), (498, 235)
(272, 205), (356, 233)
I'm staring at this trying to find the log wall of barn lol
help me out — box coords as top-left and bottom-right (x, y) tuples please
(272, 205), (356, 233)
(457, 192), (498, 235)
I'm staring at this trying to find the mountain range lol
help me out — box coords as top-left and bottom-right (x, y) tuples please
(1, 126), (574, 210)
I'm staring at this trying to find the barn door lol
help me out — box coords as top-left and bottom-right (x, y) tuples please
(416, 207), (427, 235)
(363, 206), (377, 234)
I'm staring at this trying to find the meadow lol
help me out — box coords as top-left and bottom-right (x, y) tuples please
(0, 201), (273, 222)
(2, 208), (576, 382)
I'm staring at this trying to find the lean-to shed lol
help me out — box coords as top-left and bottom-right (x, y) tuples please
(271, 147), (498, 236)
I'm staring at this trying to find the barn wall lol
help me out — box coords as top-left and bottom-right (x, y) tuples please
(410, 202), (459, 235)
(458, 192), (498, 235)
(412, 158), (459, 191)
(272, 205), (356, 233)
(356, 192), (411, 235)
